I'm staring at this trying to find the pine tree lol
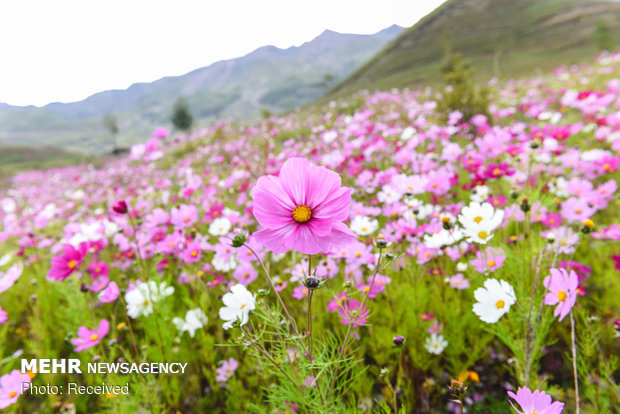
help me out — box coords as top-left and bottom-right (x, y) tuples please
(171, 97), (194, 132)
(436, 53), (489, 122)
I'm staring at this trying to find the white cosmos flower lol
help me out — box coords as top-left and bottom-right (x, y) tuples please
(459, 202), (504, 244)
(173, 308), (208, 338)
(423, 228), (463, 249)
(0, 262), (23, 293)
(212, 255), (238, 272)
(377, 185), (401, 204)
(472, 279), (516, 323)
(209, 217), (232, 236)
(0, 253), (12, 267)
(470, 185), (490, 203)
(125, 280), (175, 319)
(350, 216), (379, 236)
(424, 333), (448, 354)
(219, 284), (256, 330)
(400, 126), (415, 141)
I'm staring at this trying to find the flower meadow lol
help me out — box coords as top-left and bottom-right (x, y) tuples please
(1, 52), (620, 413)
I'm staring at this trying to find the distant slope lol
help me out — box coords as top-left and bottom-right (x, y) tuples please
(0, 144), (88, 179)
(328, 0), (620, 97)
(0, 25), (402, 155)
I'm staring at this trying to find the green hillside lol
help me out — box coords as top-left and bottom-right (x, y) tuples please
(328, 0), (620, 97)
(0, 144), (88, 179)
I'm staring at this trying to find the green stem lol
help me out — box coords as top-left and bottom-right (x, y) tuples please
(570, 310), (580, 414)
(327, 248), (384, 402)
(240, 327), (305, 395)
(243, 243), (302, 341)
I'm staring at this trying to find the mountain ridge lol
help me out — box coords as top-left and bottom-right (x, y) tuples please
(0, 25), (403, 153)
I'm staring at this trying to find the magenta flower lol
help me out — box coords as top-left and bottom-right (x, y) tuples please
(0, 370), (31, 409)
(216, 358), (238, 383)
(87, 260), (109, 279)
(543, 268), (578, 322)
(153, 126), (170, 139)
(47, 243), (88, 281)
(251, 158), (356, 255)
(180, 241), (202, 264)
(0, 306), (6, 324)
(507, 387), (564, 414)
(70, 319), (110, 352)
(338, 299), (368, 327)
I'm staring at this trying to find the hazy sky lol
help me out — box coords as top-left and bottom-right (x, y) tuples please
(0, 0), (446, 107)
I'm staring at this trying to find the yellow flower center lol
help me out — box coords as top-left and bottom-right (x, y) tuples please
(478, 231), (488, 239)
(441, 216), (451, 223)
(184, 217), (190, 222)
(90, 334), (99, 341)
(493, 168), (501, 176)
(557, 291), (567, 302)
(191, 251), (198, 257)
(575, 209), (582, 214)
(292, 205), (312, 223)
(495, 300), (505, 309)
(487, 260), (496, 267)
(361, 227), (367, 232)
(9, 391), (16, 398)
(473, 216), (483, 224)
(68, 260), (77, 269)
(240, 304), (246, 310)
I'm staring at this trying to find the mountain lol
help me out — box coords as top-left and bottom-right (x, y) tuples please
(0, 25), (402, 155)
(328, 0), (620, 98)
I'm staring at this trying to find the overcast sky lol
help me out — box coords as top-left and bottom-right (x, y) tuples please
(0, 0), (446, 107)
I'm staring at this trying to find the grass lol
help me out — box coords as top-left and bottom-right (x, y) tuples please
(327, 0), (620, 98)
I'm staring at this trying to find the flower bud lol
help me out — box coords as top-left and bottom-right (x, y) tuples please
(520, 198), (530, 213)
(393, 335), (405, 347)
(509, 189), (519, 200)
(376, 234), (388, 249)
(304, 276), (320, 290)
(231, 232), (247, 248)
(112, 200), (128, 214)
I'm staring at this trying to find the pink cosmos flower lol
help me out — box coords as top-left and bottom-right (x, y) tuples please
(421, 311), (435, 321)
(70, 319), (110, 352)
(216, 358), (238, 383)
(232, 262), (258, 286)
(338, 299), (368, 327)
(543, 268), (578, 322)
(327, 292), (347, 312)
(180, 241), (202, 264)
(98, 281), (120, 303)
(87, 260), (109, 279)
(507, 387), (564, 414)
(292, 285), (309, 300)
(48, 242), (88, 281)
(0, 306), (6, 324)
(560, 197), (595, 222)
(470, 247), (506, 274)
(449, 273), (470, 289)
(251, 158), (356, 255)
(170, 204), (198, 230)
(0, 370), (31, 409)
(153, 126), (170, 139)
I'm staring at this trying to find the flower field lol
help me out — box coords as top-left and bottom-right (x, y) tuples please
(1, 51), (620, 413)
